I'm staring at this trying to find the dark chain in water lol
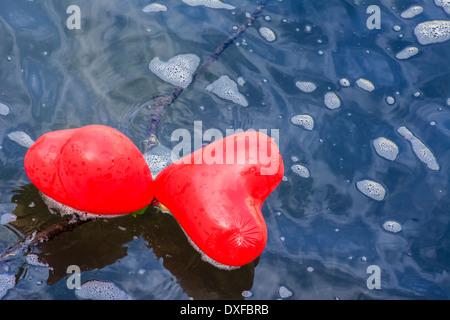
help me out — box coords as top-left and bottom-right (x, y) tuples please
(0, 0), (269, 263)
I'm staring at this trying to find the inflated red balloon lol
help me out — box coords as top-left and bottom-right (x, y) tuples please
(24, 125), (154, 215)
(153, 131), (284, 267)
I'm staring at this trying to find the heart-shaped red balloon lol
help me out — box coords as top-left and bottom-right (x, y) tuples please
(153, 131), (284, 267)
(24, 125), (154, 215)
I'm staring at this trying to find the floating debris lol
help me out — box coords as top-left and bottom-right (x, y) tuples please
(290, 114), (314, 130)
(414, 20), (450, 45)
(291, 164), (310, 178)
(142, 3), (167, 12)
(75, 280), (132, 300)
(259, 27), (276, 42)
(356, 78), (375, 92)
(295, 81), (317, 93)
(435, 0), (450, 15)
(356, 180), (386, 201)
(0, 103), (10, 116)
(395, 46), (419, 59)
(7, 131), (35, 148)
(181, 0), (235, 10)
(397, 126), (440, 171)
(400, 6), (423, 19)
(382, 220), (402, 233)
(149, 54), (200, 88)
(206, 75), (248, 107)
(324, 92), (341, 109)
(372, 137), (399, 161)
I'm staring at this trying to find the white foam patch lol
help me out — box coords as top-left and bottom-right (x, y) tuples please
(143, 3), (167, 12)
(324, 92), (341, 109)
(181, 0), (235, 10)
(295, 81), (316, 93)
(149, 54), (200, 88)
(40, 192), (107, 221)
(0, 274), (15, 299)
(400, 6), (423, 18)
(339, 78), (350, 87)
(144, 145), (173, 179)
(414, 20), (450, 45)
(396, 46), (419, 59)
(75, 280), (132, 300)
(0, 103), (10, 116)
(0, 213), (17, 225)
(356, 180), (386, 201)
(356, 78), (375, 92)
(382, 220), (402, 233)
(7, 131), (35, 148)
(291, 164), (310, 178)
(26, 253), (51, 268)
(259, 27), (276, 42)
(290, 114), (314, 130)
(372, 137), (399, 161)
(397, 126), (440, 170)
(278, 285), (293, 299)
(435, 0), (450, 14)
(206, 75), (248, 107)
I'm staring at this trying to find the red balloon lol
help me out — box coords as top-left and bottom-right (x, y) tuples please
(153, 131), (284, 267)
(24, 125), (154, 216)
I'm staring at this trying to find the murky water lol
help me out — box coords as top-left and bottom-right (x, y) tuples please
(1, 0), (450, 300)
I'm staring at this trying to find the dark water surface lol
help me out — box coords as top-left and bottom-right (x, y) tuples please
(0, 0), (449, 300)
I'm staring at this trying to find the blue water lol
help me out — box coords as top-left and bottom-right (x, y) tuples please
(0, 0), (449, 300)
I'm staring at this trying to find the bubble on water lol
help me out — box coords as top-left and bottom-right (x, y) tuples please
(324, 92), (341, 109)
(0, 274), (15, 299)
(397, 126), (439, 171)
(0, 103), (10, 116)
(295, 81), (316, 93)
(372, 137), (399, 161)
(143, 3), (167, 12)
(290, 114), (314, 130)
(339, 78), (350, 87)
(278, 285), (293, 299)
(0, 213), (17, 225)
(382, 220), (402, 233)
(7, 131), (35, 148)
(149, 53), (200, 88)
(396, 46), (419, 59)
(144, 145), (173, 179)
(447, 97), (450, 106)
(237, 77), (245, 86)
(75, 280), (132, 300)
(206, 75), (248, 107)
(181, 0), (235, 10)
(393, 25), (402, 31)
(291, 164), (310, 178)
(414, 20), (450, 45)
(356, 78), (375, 92)
(400, 6), (423, 19)
(435, 0), (450, 14)
(356, 180), (386, 201)
(386, 96), (395, 105)
(259, 27), (276, 42)
(242, 290), (253, 298)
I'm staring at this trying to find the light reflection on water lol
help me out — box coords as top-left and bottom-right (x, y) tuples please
(0, 0), (450, 299)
